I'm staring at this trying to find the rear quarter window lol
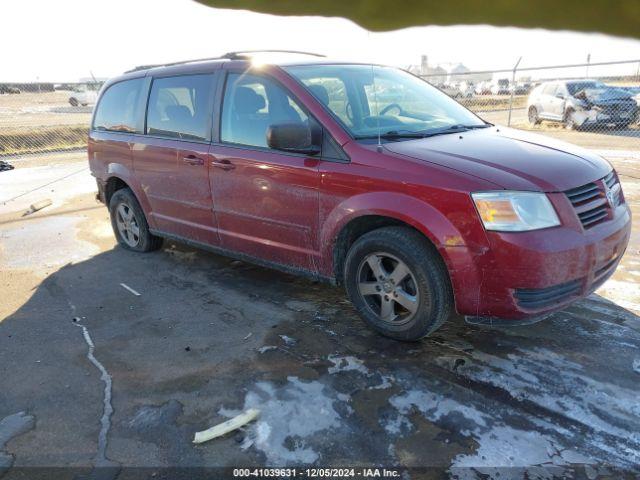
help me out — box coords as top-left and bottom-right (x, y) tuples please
(146, 74), (215, 142)
(93, 78), (144, 133)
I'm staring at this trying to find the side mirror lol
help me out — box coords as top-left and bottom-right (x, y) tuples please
(555, 92), (565, 99)
(266, 123), (320, 155)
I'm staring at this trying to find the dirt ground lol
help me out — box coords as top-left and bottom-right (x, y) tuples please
(1, 148), (640, 479)
(0, 91), (92, 128)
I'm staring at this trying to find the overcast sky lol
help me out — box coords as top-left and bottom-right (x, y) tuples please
(3, 0), (640, 82)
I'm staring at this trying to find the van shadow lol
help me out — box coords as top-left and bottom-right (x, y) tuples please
(1, 241), (640, 470)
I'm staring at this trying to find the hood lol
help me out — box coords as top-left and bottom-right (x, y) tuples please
(383, 127), (611, 191)
(575, 88), (635, 104)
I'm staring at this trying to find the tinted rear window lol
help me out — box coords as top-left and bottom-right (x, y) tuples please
(146, 74), (214, 141)
(93, 78), (143, 133)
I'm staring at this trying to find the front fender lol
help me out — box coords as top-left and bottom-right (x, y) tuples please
(320, 191), (491, 315)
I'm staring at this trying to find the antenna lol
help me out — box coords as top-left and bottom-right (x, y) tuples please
(371, 65), (382, 152)
(367, 32), (382, 152)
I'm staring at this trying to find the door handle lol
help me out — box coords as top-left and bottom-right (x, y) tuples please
(211, 159), (235, 171)
(183, 155), (204, 166)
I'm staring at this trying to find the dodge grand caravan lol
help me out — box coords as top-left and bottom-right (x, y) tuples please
(89, 51), (631, 341)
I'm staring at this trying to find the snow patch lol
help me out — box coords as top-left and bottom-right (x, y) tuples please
(237, 377), (343, 465)
(327, 355), (369, 375)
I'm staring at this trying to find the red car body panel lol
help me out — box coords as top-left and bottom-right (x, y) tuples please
(209, 144), (322, 271)
(88, 59), (632, 322)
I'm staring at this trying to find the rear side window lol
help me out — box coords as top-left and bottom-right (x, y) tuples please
(146, 74), (214, 141)
(542, 83), (557, 95)
(93, 78), (143, 133)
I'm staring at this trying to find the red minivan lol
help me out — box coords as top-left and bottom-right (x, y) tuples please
(89, 51), (631, 341)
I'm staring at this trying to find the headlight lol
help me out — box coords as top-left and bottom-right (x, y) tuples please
(472, 191), (560, 232)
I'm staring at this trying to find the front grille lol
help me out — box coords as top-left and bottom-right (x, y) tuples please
(604, 171), (622, 207)
(604, 171), (615, 188)
(514, 279), (582, 310)
(565, 182), (600, 204)
(565, 172), (621, 229)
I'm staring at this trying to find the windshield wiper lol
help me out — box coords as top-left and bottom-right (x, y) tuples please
(354, 130), (429, 140)
(418, 123), (492, 138)
(355, 123), (492, 140)
(439, 123), (491, 132)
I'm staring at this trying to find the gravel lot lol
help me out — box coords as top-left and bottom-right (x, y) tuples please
(0, 149), (639, 478)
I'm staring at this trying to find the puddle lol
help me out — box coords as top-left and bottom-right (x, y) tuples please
(0, 216), (99, 270)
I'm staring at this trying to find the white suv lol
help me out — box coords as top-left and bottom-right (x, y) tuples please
(69, 86), (98, 107)
(527, 80), (637, 130)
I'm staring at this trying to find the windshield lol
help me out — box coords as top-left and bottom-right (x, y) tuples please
(566, 81), (605, 95)
(284, 64), (485, 139)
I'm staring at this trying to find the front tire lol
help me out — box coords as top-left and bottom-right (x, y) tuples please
(564, 109), (580, 130)
(343, 227), (453, 341)
(109, 188), (162, 252)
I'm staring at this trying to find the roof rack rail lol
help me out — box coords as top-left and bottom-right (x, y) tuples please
(124, 50), (325, 73)
(222, 50), (326, 60)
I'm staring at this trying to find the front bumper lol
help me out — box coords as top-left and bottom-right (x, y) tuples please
(578, 109), (636, 126)
(96, 178), (107, 204)
(450, 199), (632, 320)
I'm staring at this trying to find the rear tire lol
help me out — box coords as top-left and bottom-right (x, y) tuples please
(109, 188), (162, 252)
(343, 226), (453, 341)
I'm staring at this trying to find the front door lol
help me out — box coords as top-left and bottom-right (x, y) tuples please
(209, 71), (321, 272)
(132, 73), (219, 245)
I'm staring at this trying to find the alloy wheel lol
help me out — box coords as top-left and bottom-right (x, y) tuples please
(356, 252), (421, 325)
(115, 202), (140, 247)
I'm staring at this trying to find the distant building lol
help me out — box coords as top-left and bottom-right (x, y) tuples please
(406, 55), (447, 84)
(407, 56), (491, 85)
(442, 62), (491, 84)
(78, 77), (108, 84)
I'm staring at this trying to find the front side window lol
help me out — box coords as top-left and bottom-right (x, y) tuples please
(221, 73), (308, 148)
(285, 64), (485, 139)
(146, 74), (214, 141)
(93, 78), (143, 133)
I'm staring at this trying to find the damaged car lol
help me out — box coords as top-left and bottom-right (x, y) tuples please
(528, 80), (638, 130)
(89, 52), (631, 341)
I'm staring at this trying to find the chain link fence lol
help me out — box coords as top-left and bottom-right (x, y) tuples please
(418, 58), (640, 155)
(1, 59), (639, 159)
(0, 82), (100, 157)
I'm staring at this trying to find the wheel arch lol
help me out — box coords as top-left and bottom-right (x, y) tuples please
(323, 192), (470, 286)
(103, 168), (155, 229)
(104, 176), (129, 204)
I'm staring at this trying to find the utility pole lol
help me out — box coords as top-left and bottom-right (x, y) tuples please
(586, 53), (591, 78)
(507, 56), (522, 127)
